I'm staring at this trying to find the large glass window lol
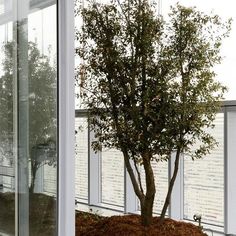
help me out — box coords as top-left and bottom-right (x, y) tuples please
(101, 148), (124, 208)
(0, 0), (58, 235)
(75, 117), (89, 202)
(138, 160), (168, 214)
(184, 113), (224, 227)
(0, 9), (16, 236)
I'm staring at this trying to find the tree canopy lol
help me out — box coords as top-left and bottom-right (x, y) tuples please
(77, 0), (231, 226)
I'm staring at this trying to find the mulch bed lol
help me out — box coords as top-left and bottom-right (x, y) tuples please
(76, 211), (207, 236)
(0, 193), (208, 236)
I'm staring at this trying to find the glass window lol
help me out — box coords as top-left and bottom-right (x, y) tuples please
(101, 148), (124, 208)
(139, 159), (169, 214)
(75, 117), (89, 202)
(0, 14), (15, 236)
(184, 113), (224, 226)
(0, 0), (58, 235)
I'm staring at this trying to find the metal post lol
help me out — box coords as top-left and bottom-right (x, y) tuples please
(88, 128), (101, 206)
(16, 1), (29, 235)
(224, 107), (236, 235)
(124, 161), (137, 214)
(58, 0), (75, 235)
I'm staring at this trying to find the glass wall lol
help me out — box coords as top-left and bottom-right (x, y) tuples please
(138, 160), (168, 214)
(0, 6), (15, 235)
(0, 0), (58, 235)
(75, 117), (88, 202)
(184, 113), (224, 226)
(101, 148), (124, 208)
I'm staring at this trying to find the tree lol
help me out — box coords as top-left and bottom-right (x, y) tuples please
(76, 0), (231, 226)
(0, 42), (57, 193)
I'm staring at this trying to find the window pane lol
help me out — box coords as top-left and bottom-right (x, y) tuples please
(27, 3), (58, 235)
(75, 117), (88, 202)
(101, 148), (124, 208)
(0, 0), (58, 235)
(184, 113), (224, 226)
(0, 18), (15, 236)
(153, 161), (169, 214)
(139, 159), (169, 214)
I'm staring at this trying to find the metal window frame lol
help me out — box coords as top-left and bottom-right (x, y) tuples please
(58, 0), (75, 235)
(224, 103), (236, 235)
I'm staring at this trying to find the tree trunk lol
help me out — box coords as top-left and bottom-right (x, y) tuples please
(123, 149), (156, 226)
(140, 193), (155, 226)
(159, 148), (181, 223)
(29, 164), (37, 193)
(140, 153), (156, 226)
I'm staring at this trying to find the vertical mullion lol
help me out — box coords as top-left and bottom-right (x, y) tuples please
(17, 1), (29, 235)
(224, 107), (227, 234)
(224, 107), (236, 234)
(88, 128), (101, 206)
(124, 161), (137, 214)
(58, 0), (75, 235)
(12, 0), (18, 234)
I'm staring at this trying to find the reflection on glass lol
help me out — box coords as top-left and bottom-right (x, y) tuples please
(184, 113), (224, 226)
(27, 4), (57, 236)
(0, 18), (15, 236)
(0, 1), (57, 235)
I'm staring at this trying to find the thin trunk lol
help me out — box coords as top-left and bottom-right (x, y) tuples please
(123, 150), (145, 202)
(123, 150), (155, 227)
(159, 148), (181, 223)
(29, 165), (37, 193)
(140, 153), (156, 226)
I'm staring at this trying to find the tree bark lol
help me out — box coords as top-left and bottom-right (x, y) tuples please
(159, 148), (181, 223)
(123, 150), (156, 226)
(140, 153), (156, 226)
(29, 164), (37, 193)
(123, 150), (145, 201)
(140, 195), (155, 226)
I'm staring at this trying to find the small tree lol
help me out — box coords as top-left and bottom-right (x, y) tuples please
(76, 0), (231, 226)
(0, 42), (57, 193)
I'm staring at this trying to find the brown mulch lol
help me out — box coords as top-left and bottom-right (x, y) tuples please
(76, 211), (207, 236)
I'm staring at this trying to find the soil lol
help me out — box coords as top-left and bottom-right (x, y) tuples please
(76, 211), (208, 236)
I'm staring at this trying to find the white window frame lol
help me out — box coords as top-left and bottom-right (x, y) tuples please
(58, 0), (75, 235)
